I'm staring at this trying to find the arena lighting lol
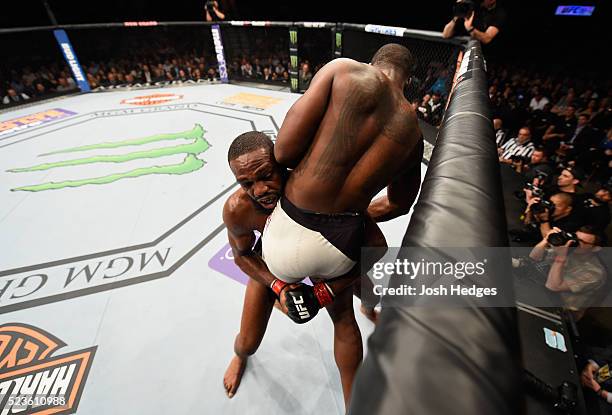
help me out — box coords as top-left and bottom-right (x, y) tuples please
(554, 5), (595, 16)
(123, 21), (159, 26)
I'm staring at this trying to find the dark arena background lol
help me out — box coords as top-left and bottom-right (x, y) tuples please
(0, 1), (610, 414)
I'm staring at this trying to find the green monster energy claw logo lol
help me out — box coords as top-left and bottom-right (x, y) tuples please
(336, 32), (342, 49)
(8, 124), (211, 192)
(290, 55), (298, 70)
(289, 30), (297, 46)
(291, 78), (298, 91)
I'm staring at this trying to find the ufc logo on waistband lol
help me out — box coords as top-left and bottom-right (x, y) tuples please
(293, 296), (311, 319)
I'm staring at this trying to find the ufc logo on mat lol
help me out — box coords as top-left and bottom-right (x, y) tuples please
(293, 296), (311, 319)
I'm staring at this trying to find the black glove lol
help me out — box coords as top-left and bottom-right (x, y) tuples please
(283, 282), (335, 324)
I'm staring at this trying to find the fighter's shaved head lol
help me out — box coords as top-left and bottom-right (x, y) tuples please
(371, 43), (415, 79)
(228, 131), (274, 163)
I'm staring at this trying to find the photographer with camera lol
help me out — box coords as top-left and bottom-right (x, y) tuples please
(205, 0), (225, 21)
(442, 0), (506, 45)
(524, 192), (583, 240)
(523, 147), (554, 182)
(529, 226), (606, 320)
(525, 166), (587, 207)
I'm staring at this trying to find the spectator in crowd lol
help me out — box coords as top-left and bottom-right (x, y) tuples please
(298, 62), (312, 91)
(55, 77), (74, 92)
(552, 88), (576, 115)
(556, 115), (600, 171)
(141, 64), (153, 83)
(442, 0), (506, 45)
(262, 66), (272, 81)
(33, 82), (48, 98)
(428, 92), (444, 125)
(529, 226), (606, 320)
(2, 88), (30, 105)
(430, 69), (449, 96)
(274, 61), (285, 76)
(542, 105), (577, 154)
(567, 113), (598, 149)
(579, 99), (599, 120)
(592, 98), (611, 131)
(530, 102), (557, 141)
(500, 126), (535, 164)
(529, 87), (550, 112)
(240, 59), (253, 78)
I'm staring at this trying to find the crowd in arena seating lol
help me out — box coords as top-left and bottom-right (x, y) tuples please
(494, 62), (611, 335)
(1, 54), (306, 107)
(1, 54), (222, 106)
(490, 61), (611, 203)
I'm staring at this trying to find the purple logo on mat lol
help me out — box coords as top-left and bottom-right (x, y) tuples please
(208, 243), (249, 285)
(0, 108), (77, 137)
(208, 240), (312, 286)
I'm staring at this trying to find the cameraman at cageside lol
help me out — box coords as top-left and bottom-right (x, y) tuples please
(442, 0), (506, 45)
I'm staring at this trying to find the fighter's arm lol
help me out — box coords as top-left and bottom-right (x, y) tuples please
(274, 59), (346, 168)
(368, 134), (424, 222)
(223, 199), (277, 287)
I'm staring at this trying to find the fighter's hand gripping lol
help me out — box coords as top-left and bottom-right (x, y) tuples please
(270, 279), (335, 324)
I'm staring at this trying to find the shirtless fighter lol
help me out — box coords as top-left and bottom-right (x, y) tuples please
(261, 43), (424, 403)
(222, 131), (385, 400)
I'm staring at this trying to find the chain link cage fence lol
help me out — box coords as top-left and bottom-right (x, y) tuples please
(220, 25), (289, 86)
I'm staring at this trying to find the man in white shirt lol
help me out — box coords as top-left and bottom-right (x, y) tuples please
(529, 87), (550, 111)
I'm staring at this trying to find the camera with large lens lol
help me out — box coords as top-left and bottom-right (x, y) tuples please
(525, 182), (544, 198)
(205, 0), (216, 12)
(531, 199), (554, 216)
(453, 0), (477, 18)
(548, 231), (579, 247)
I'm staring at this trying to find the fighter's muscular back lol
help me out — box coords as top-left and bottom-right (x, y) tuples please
(275, 58), (422, 213)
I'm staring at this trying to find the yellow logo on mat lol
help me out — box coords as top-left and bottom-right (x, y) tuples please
(222, 93), (282, 110)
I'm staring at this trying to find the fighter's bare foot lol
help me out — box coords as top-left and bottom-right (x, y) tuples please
(223, 355), (247, 398)
(360, 305), (379, 324)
